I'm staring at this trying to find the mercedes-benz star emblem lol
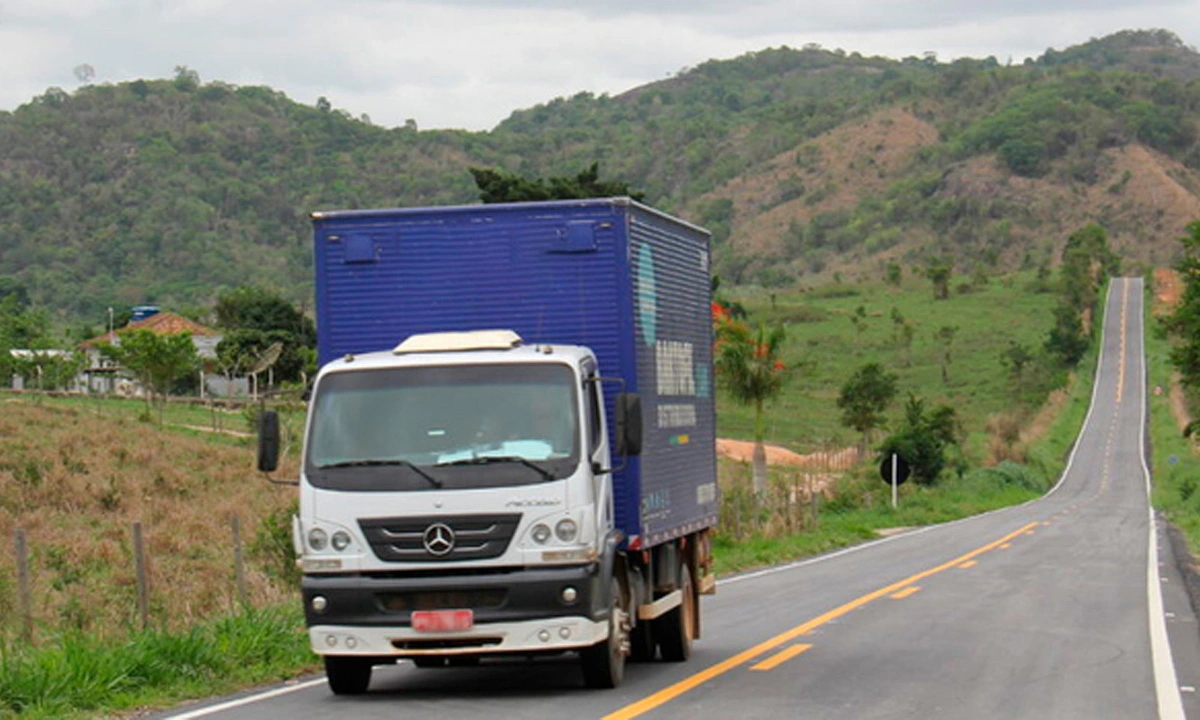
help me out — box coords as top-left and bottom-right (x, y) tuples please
(423, 523), (455, 556)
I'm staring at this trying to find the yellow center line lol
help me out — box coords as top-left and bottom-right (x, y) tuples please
(958, 560), (978, 569)
(999, 543), (1012, 549)
(601, 521), (1039, 720)
(890, 586), (921, 599)
(749, 644), (813, 671)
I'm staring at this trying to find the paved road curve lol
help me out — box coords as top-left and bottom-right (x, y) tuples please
(160, 277), (1200, 720)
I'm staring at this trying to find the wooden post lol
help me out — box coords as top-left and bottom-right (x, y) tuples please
(232, 516), (248, 607)
(133, 522), (149, 630)
(15, 529), (32, 642)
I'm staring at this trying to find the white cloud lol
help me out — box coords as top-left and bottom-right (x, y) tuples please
(0, 0), (1197, 129)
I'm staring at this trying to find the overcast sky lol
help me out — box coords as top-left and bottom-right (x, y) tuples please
(1, 0), (1198, 132)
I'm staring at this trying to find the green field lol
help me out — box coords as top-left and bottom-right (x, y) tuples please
(713, 279), (1104, 575)
(717, 271), (1062, 454)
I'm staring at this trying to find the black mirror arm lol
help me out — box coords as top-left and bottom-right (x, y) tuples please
(264, 472), (300, 487)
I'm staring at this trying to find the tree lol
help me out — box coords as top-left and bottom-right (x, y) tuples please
(927, 259), (951, 300)
(837, 362), (899, 452)
(934, 325), (958, 384)
(714, 318), (788, 495)
(101, 329), (198, 421)
(469, 163), (644, 204)
(1045, 304), (1088, 366)
(214, 286), (315, 385)
(879, 395), (960, 485)
(1000, 341), (1036, 394)
(1166, 220), (1200, 387)
(885, 263), (902, 287)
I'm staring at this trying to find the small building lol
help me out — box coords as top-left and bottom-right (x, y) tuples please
(78, 311), (245, 397)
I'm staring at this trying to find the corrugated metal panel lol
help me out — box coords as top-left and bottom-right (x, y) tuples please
(312, 199), (715, 547)
(628, 207), (718, 545)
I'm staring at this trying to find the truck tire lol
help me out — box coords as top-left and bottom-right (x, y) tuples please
(580, 577), (629, 688)
(324, 656), (372, 695)
(656, 564), (694, 662)
(629, 620), (656, 662)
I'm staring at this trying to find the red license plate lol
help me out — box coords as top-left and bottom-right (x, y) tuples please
(411, 609), (473, 633)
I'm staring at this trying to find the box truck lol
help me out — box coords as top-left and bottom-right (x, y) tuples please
(257, 197), (718, 694)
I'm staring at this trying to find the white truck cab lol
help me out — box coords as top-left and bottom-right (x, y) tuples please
(259, 330), (657, 693)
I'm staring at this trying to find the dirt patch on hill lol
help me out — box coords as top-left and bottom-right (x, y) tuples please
(1154, 267), (1183, 315)
(700, 107), (941, 257)
(717, 438), (860, 469)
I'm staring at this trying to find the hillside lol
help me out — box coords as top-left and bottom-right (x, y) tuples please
(0, 29), (1199, 324)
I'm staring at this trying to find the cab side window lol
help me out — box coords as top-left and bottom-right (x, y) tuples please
(585, 377), (603, 455)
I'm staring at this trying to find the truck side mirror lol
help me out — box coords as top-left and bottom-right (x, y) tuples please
(257, 410), (280, 473)
(616, 393), (643, 456)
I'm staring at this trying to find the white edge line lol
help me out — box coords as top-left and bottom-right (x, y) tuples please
(724, 280), (1115, 588)
(1135, 276), (1187, 720)
(164, 677), (328, 719)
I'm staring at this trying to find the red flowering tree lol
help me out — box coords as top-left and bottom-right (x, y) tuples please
(714, 317), (787, 495)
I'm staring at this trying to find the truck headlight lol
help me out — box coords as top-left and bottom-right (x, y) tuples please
(308, 528), (328, 551)
(331, 531), (352, 552)
(555, 519), (578, 543)
(532, 524), (552, 544)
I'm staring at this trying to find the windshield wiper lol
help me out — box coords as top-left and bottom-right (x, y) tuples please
(319, 459), (442, 488)
(435, 456), (557, 483)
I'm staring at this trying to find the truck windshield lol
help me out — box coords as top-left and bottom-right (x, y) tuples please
(305, 363), (580, 492)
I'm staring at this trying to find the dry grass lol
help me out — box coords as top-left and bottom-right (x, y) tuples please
(1020, 382), (1072, 448)
(985, 410), (1027, 465)
(0, 398), (298, 640)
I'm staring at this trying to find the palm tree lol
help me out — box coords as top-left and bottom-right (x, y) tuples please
(714, 318), (787, 495)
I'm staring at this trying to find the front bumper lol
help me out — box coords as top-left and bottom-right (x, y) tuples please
(310, 617), (608, 657)
(302, 563), (608, 657)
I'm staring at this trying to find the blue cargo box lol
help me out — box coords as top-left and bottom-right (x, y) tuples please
(311, 198), (717, 549)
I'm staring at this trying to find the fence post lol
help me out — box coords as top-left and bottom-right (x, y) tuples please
(232, 516), (248, 607)
(15, 529), (32, 642)
(133, 521), (149, 630)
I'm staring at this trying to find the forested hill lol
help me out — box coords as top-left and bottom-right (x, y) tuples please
(2, 29), (1200, 325)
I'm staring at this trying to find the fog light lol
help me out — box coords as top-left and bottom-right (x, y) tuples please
(538, 629), (551, 642)
(559, 627), (571, 639)
(325, 634), (338, 647)
(311, 595), (328, 613)
(345, 637), (357, 649)
(561, 586), (578, 604)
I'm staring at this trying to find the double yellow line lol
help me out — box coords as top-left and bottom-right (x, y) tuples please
(603, 521), (1039, 720)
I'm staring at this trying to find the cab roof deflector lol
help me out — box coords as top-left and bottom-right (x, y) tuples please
(393, 330), (524, 354)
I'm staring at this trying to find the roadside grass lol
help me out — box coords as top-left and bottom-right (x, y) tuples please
(713, 472), (1045, 577)
(1144, 289), (1200, 554)
(0, 605), (314, 720)
(718, 271), (1061, 453)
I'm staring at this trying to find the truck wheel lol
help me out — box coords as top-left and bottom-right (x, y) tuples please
(324, 656), (372, 695)
(629, 620), (656, 662)
(657, 564), (694, 662)
(580, 577), (629, 688)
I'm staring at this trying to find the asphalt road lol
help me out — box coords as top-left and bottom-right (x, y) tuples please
(159, 277), (1200, 720)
